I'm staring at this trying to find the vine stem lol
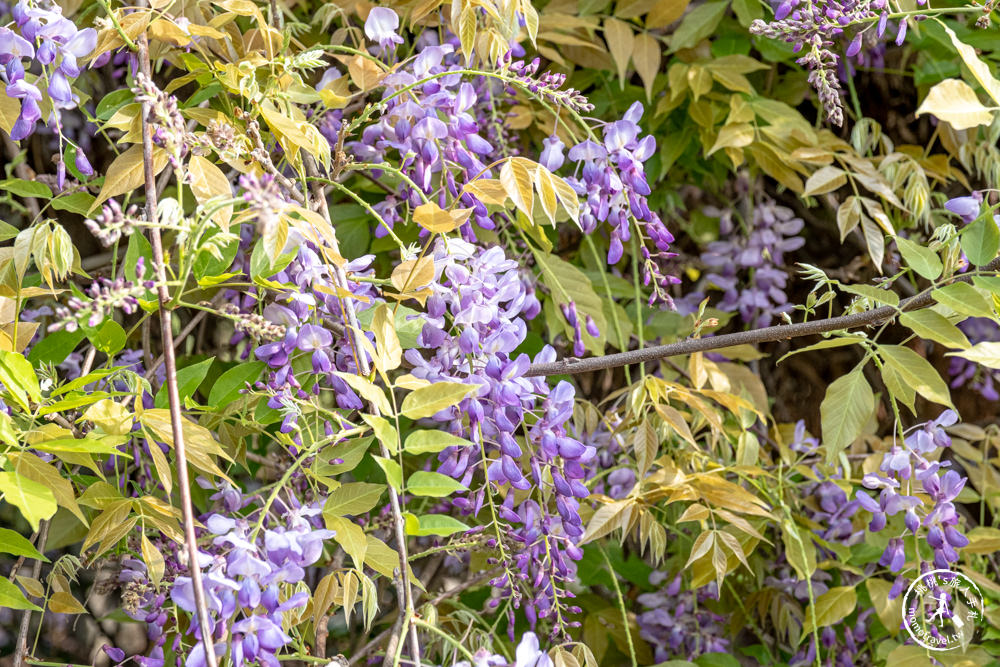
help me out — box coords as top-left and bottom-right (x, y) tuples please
(136, 27), (218, 667)
(12, 520), (48, 667)
(525, 256), (1000, 377)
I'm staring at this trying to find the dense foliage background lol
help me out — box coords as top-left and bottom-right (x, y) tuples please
(2, 0), (1000, 665)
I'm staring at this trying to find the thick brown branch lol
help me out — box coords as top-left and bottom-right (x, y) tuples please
(526, 258), (1000, 377)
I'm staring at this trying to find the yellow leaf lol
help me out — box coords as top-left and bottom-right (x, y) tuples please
(647, 0), (690, 28)
(915, 78), (995, 131)
(603, 18), (634, 88)
(942, 25), (1000, 107)
(412, 202), (470, 234)
(500, 158), (534, 218)
(347, 55), (384, 91)
(390, 257), (434, 295)
(48, 591), (86, 614)
(372, 304), (402, 373)
(188, 155), (233, 229)
(463, 178), (508, 206)
(141, 534), (165, 586)
(89, 145), (168, 214)
(534, 165), (559, 225)
(148, 18), (191, 46)
(0, 83), (21, 136)
(632, 33), (661, 101)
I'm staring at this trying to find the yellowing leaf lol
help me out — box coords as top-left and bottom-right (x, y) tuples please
(0, 83), (21, 136)
(390, 257), (434, 302)
(347, 55), (385, 91)
(90, 145), (168, 213)
(948, 341), (1000, 369)
(500, 158), (534, 218)
(647, 0), (690, 27)
(802, 586), (857, 635)
(412, 202), (470, 233)
(632, 33), (661, 101)
(943, 25), (1000, 107)
(463, 178), (508, 206)
(400, 382), (478, 420)
(371, 304), (402, 373)
(0, 471), (56, 531)
(188, 155), (233, 229)
(707, 123), (753, 156)
(802, 166), (846, 196)
(820, 368), (874, 463)
(880, 344), (953, 408)
(915, 78), (995, 130)
(604, 18), (634, 88)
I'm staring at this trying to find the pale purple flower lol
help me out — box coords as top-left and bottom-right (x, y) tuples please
(364, 7), (403, 51)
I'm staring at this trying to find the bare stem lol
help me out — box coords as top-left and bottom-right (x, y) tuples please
(136, 28), (218, 667)
(526, 257), (1000, 377)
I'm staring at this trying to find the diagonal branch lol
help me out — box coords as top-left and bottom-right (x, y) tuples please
(525, 258), (1000, 377)
(136, 27), (219, 667)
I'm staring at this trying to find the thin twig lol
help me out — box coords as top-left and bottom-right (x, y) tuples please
(12, 520), (49, 667)
(136, 28), (219, 667)
(526, 257), (1000, 377)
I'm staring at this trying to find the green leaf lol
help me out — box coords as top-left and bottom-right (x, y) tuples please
(372, 455), (402, 492)
(405, 470), (467, 498)
(0, 350), (41, 412)
(250, 240), (295, 280)
(933, 282), (995, 319)
(840, 283), (899, 307)
(208, 361), (265, 406)
(533, 251), (607, 354)
(155, 357), (214, 408)
(357, 305), (424, 350)
(781, 519), (816, 582)
(894, 235), (942, 281)
(404, 430), (474, 455)
(403, 513), (471, 537)
(670, 0), (728, 51)
(326, 515), (367, 569)
(50, 192), (97, 216)
(399, 382), (477, 420)
(0, 179), (52, 199)
(360, 414), (398, 454)
(0, 527), (47, 561)
(947, 341), (1000, 369)
(0, 577), (41, 611)
(961, 213), (1000, 267)
(323, 482), (385, 517)
(312, 437), (373, 476)
(27, 328), (84, 366)
(900, 310), (970, 350)
(880, 344), (953, 408)
(801, 586), (858, 636)
(819, 368), (874, 463)
(90, 320), (127, 356)
(96, 88), (135, 120)
(31, 435), (127, 455)
(0, 471), (57, 531)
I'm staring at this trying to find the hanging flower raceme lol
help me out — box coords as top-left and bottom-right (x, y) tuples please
(1, 0), (96, 140)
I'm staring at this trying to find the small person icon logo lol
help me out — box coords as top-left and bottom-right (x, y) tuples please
(902, 569), (986, 651)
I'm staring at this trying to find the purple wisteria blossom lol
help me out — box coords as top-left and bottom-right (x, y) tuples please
(1, 0), (96, 140)
(855, 410), (970, 572)
(679, 199), (805, 328)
